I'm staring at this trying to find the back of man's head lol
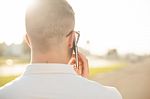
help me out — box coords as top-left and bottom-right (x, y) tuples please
(26, 0), (75, 53)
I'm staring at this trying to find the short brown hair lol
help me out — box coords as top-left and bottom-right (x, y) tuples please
(26, 0), (75, 52)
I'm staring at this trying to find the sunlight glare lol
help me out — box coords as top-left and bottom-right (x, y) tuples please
(23, 0), (38, 10)
(0, 0), (38, 45)
(0, 0), (150, 54)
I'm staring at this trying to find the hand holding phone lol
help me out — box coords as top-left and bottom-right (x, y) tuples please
(68, 31), (89, 78)
(69, 52), (89, 78)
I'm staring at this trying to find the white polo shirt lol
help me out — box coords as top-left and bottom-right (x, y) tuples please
(0, 64), (122, 99)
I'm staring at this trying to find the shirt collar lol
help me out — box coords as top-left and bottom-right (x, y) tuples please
(24, 63), (77, 75)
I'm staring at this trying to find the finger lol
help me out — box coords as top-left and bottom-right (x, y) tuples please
(78, 52), (89, 78)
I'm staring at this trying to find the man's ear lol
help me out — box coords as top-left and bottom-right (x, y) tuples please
(67, 32), (75, 48)
(25, 34), (31, 48)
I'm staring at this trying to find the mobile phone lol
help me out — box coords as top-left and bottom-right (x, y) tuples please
(73, 40), (79, 69)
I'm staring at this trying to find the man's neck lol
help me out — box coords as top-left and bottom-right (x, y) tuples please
(31, 51), (69, 64)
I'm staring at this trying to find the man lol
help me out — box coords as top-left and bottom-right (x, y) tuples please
(0, 0), (122, 99)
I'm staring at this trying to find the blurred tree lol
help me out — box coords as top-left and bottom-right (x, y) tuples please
(106, 49), (119, 59)
(22, 40), (30, 56)
(0, 42), (7, 56)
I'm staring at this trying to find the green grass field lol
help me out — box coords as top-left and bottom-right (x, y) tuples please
(89, 63), (126, 77)
(0, 75), (19, 87)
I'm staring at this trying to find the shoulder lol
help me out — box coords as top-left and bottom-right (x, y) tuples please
(90, 80), (122, 99)
(77, 77), (122, 99)
(0, 77), (22, 99)
(0, 84), (11, 99)
(104, 86), (122, 99)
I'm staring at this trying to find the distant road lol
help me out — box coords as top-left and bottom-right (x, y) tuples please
(0, 64), (27, 76)
(88, 56), (119, 67)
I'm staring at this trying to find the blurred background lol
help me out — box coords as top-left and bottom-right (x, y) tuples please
(0, 0), (150, 99)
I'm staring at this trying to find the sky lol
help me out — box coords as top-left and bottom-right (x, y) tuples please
(0, 0), (150, 55)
